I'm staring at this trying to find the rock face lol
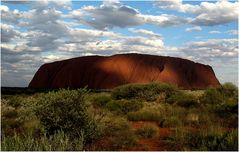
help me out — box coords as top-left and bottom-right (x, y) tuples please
(29, 53), (220, 89)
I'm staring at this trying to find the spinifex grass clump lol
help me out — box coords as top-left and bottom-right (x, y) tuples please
(135, 124), (158, 138)
(127, 108), (164, 122)
(186, 129), (238, 151)
(106, 99), (143, 114)
(91, 94), (112, 108)
(1, 131), (84, 151)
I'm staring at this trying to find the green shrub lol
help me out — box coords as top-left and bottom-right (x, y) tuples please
(166, 92), (199, 108)
(106, 99), (143, 114)
(127, 109), (164, 122)
(1, 131), (84, 151)
(91, 94), (111, 108)
(110, 131), (136, 150)
(186, 130), (238, 151)
(1, 101), (23, 134)
(35, 89), (98, 146)
(200, 88), (224, 105)
(100, 117), (137, 150)
(135, 124), (158, 138)
(111, 82), (179, 101)
(162, 117), (182, 127)
(218, 82), (238, 99)
(212, 102), (238, 117)
(5, 96), (23, 108)
(103, 117), (130, 134)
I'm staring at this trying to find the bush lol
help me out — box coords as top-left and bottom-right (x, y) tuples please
(135, 124), (158, 138)
(35, 89), (98, 146)
(91, 94), (111, 108)
(1, 131), (84, 151)
(1, 101), (23, 135)
(5, 96), (23, 108)
(162, 117), (182, 127)
(98, 117), (137, 150)
(106, 99), (143, 114)
(111, 82), (179, 101)
(166, 92), (199, 108)
(212, 102), (238, 117)
(218, 82), (238, 99)
(200, 88), (224, 105)
(127, 109), (164, 122)
(186, 130), (238, 151)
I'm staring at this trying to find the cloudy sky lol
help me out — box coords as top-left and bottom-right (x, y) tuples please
(1, 0), (238, 87)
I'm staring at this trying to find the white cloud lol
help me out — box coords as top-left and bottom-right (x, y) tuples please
(68, 28), (121, 41)
(1, 5), (23, 24)
(185, 26), (202, 32)
(128, 28), (162, 37)
(140, 14), (191, 27)
(1, 23), (22, 42)
(209, 31), (221, 34)
(156, 0), (239, 26)
(226, 30), (238, 35)
(183, 39), (238, 62)
(31, 0), (72, 10)
(70, 2), (191, 29)
(155, 0), (200, 14)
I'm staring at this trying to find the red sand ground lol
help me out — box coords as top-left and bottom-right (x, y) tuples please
(128, 121), (176, 151)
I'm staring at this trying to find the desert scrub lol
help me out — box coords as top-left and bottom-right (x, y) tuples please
(212, 102), (238, 116)
(162, 116), (182, 127)
(111, 82), (179, 101)
(3, 96), (24, 108)
(200, 88), (224, 105)
(169, 126), (238, 151)
(1, 100), (25, 136)
(127, 109), (164, 122)
(218, 82), (238, 100)
(106, 99), (143, 114)
(166, 92), (199, 108)
(135, 124), (158, 138)
(96, 117), (137, 150)
(185, 129), (238, 151)
(35, 89), (99, 146)
(91, 94), (111, 108)
(1, 131), (84, 151)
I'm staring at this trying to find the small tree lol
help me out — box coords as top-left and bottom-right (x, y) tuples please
(35, 89), (98, 146)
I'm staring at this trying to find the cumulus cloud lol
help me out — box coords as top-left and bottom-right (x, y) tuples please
(155, 0), (200, 13)
(226, 30), (238, 35)
(209, 31), (221, 34)
(70, 1), (191, 29)
(185, 26), (202, 32)
(141, 14), (191, 27)
(182, 39), (238, 63)
(71, 5), (143, 30)
(1, 24), (22, 42)
(0, 5), (23, 24)
(31, 0), (72, 10)
(128, 28), (162, 37)
(155, 0), (239, 26)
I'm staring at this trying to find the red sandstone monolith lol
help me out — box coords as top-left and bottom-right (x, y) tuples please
(29, 53), (220, 89)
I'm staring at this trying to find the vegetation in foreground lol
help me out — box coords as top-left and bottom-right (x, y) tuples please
(1, 82), (238, 151)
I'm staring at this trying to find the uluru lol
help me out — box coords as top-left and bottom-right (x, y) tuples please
(29, 53), (220, 89)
